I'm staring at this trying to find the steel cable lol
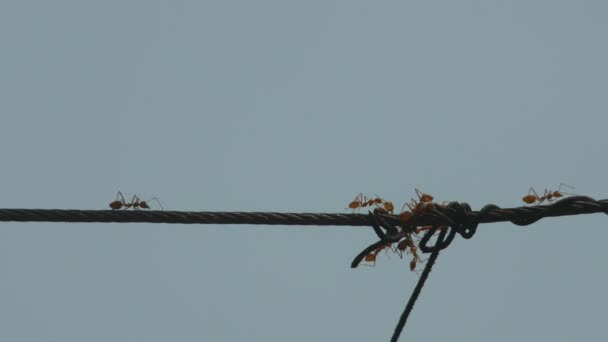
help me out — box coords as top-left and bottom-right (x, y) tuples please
(0, 196), (606, 226)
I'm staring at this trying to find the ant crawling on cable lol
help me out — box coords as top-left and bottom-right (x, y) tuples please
(347, 193), (394, 214)
(522, 183), (575, 205)
(109, 191), (164, 210)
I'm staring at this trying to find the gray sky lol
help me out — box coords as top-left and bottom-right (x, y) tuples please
(1, 1), (607, 341)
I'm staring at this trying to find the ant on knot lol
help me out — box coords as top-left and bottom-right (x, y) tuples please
(399, 188), (435, 224)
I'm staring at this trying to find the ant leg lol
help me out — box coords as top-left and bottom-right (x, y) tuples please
(400, 202), (409, 214)
(541, 188), (554, 203)
(527, 187), (539, 198)
(527, 187), (543, 204)
(393, 246), (404, 259)
(115, 191), (127, 204)
(389, 242), (398, 252)
(127, 195), (139, 209)
(382, 246), (392, 260)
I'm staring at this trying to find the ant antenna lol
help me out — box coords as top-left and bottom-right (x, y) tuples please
(558, 183), (575, 192)
(146, 197), (164, 211)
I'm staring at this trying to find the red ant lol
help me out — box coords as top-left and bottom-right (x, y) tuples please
(109, 191), (164, 210)
(348, 194), (394, 214)
(415, 188), (433, 204)
(348, 193), (365, 211)
(392, 235), (423, 271)
(363, 196), (384, 208)
(381, 201), (395, 214)
(522, 183), (574, 205)
(348, 193), (376, 211)
(399, 189), (435, 224)
(362, 243), (393, 266)
(372, 202), (395, 215)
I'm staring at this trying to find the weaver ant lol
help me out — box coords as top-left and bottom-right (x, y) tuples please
(348, 193), (378, 211)
(372, 201), (395, 215)
(348, 194), (394, 214)
(392, 235), (424, 271)
(382, 201), (395, 214)
(363, 196), (383, 207)
(399, 189), (436, 224)
(348, 193), (365, 211)
(522, 183), (574, 205)
(416, 188), (433, 204)
(109, 191), (164, 210)
(362, 243), (393, 266)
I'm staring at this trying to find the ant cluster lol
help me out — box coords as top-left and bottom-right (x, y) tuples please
(350, 184), (576, 271)
(109, 191), (164, 210)
(348, 189), (439, 272)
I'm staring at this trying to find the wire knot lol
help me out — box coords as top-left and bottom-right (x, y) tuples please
(418, 202), (480, 253)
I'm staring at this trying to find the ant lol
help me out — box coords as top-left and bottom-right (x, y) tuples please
(363, 196), (384, 208)
(372, 201), (395, 215)
(415, 188), (433, 204)
(348, 193), (365, 211)
(409, 256), (430, 275)
(382, 201), (395, 214)
(109, 191), (164, 210)
(392, 235), (423, 271)
(348, 193), (377, 212)
(348, 194), (394, 214)
(522, 183), (575, 205)
(399, 189), (435, 224)
(362, 243), (393, 266)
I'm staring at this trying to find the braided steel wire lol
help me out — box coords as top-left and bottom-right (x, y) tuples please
(0, 210), (369, 226)
(0, 196), (606, 226)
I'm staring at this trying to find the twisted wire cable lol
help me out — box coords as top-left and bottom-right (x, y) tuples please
(0, 210), (369, 226)
(0, 196), (606, 226)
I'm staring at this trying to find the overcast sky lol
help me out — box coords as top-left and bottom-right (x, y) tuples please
(1, 1), (607, 341)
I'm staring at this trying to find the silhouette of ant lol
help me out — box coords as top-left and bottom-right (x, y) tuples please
(109, 191), (164, 210)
